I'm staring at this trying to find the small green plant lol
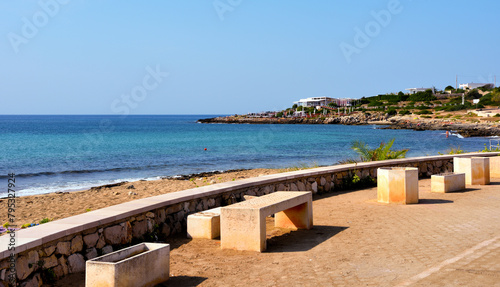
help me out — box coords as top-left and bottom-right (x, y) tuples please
(351, 138), (409, 162)
(339, 170), (376, 190)
(86, 208), (92, 212)
(39, 218), (52, 224)
(3, 222), (10, 228)
(479, 143), (500, 152)
(439, 145), (466, 155)
(42, 268), (57, 284)
(21, 223), (31, 229)
(189, 178), (199, 187)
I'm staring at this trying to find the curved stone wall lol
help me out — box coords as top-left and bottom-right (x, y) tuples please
(1, 152), (499, 285)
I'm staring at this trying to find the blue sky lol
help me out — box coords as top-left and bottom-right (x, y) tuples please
(1, 0), (499, 115)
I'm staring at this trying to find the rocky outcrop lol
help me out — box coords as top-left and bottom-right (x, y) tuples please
(199, 114), (500, 138)
(198, 113), (388, 125)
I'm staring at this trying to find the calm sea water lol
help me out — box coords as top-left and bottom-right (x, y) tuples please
(0, 115), (492, 197)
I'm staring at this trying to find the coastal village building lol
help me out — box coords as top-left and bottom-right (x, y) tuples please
(295, 97), (335, 107)
(405, 87), (435, 94)
(459, 83), (494, 90)
(294, 97), (354, 108)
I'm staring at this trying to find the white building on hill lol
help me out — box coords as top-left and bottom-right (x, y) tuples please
(459, 83), (494, 90)
(294, 97), (335, 107)
(294, 97), (353, 108)
(405, 87), (435, 94)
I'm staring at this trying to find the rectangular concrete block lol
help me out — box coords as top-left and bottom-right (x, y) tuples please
(453, 157), (490, 185)
(86, 243), (169, 287)
(431, 173), (466, 193)
(377, 167), (419, 204)
(220, 191), (313, 252)
(490, 156), (500, 178)
(187, 207), (221, 239)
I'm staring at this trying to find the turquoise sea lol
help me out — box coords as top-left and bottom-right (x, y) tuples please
(0, 115), (493, 197)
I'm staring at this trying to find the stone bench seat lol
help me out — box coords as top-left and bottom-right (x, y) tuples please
(220, 191), (313, 252)
(187, 195), (259, 239)
(187, 207), (222, 239)
(431, 172), (466, 193)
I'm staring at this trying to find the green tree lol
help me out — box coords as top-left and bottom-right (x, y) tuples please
(444, 85), (454, 91)
(351, 139), (409, 162)
(465, 89), (481, 100)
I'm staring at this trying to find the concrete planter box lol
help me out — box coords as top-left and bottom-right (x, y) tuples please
(431, 172), (466, 193)
(86, 243), (170, 287)
(490, 156), (500, 178)
(453, 157), (490, 185)
(377, 167), (419, 204)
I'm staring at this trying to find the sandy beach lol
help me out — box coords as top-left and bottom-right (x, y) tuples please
(0, 168), (280, 227)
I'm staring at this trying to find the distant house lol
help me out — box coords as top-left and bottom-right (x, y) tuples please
(405, 87), (435, 94)
(294, 97), (335, 107)
(294, 97), (353, 108)
(458, 83), (494, 90)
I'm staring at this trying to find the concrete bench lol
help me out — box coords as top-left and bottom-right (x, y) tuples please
(220, 191), (313, 252)
(431, 172), (466, 193)
(187, 195), (258, 239)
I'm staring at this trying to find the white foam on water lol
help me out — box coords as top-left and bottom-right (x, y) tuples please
(1, 176), (162, 198)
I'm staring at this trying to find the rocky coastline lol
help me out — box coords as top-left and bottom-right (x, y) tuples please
(198, 114), (500, 138)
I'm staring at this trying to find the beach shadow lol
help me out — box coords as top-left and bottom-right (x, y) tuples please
(418, 199), (454, 204)
(265, 225), (347, 253)
(157, 276), (207, 286)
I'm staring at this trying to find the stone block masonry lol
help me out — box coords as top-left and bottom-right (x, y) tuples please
(0, 152), (498, 286)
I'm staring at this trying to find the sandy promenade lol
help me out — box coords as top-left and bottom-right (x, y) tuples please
(0, 168), (280, 226)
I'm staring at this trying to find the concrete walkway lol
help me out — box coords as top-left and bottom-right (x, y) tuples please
(49, 176), (500, 286)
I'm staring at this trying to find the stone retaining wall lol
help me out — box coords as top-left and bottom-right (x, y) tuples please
(1, 153), (498, 286)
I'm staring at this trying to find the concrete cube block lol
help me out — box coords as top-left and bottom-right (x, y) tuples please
(187, 207), (221, 239)
(490, 156), (500, 178)
(377, 167), (419, 204)
(431, 172), (466, 193)
(453, 157), (490, 185)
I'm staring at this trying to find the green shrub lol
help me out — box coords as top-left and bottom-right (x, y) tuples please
(387, 108), (397, 116)
(39, 218), (52, 224)
(415, 110), (432, 115)
(351, 138), (409, 162)
(399, 110), (411, 115)
(408, 90), (437, 102)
